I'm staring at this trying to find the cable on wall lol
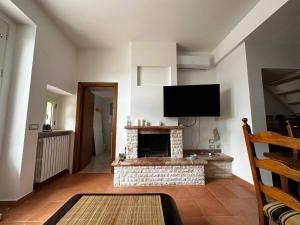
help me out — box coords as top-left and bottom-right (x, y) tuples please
(182, 117), (197, 127)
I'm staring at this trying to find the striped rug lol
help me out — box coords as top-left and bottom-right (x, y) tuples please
(56, 195), (165, 225)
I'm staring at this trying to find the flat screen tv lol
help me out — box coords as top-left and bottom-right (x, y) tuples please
(163, 84), (220, 117)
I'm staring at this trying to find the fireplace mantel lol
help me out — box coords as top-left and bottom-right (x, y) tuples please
(125, 125), (183, 135)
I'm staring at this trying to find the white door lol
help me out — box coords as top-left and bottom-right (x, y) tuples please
(0, 18), (9, 96)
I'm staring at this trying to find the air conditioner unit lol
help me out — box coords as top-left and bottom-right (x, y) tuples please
(177, 55), (211, 70)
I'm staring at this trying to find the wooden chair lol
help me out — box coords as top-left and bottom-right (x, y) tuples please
(286, 120), (300, 198)
(286, 120), (295, 137)
(286, 120), (298, 158)
(242, 118), (300, 225)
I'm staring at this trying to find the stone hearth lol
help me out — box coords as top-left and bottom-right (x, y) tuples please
(112, 157), (207, 186)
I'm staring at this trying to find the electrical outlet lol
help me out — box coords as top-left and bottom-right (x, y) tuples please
(209, 139), (214, 144)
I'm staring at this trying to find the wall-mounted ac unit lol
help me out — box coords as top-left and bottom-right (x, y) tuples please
(177, 55), (211, 70)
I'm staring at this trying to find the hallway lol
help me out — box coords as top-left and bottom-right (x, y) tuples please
(80, 151), (112, 173)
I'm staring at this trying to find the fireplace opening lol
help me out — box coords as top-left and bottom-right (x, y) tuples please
(138, 134), (171, 157)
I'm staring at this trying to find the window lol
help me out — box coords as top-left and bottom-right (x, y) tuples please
(45, 100), (57, 128)
(45, 101), (54, 125)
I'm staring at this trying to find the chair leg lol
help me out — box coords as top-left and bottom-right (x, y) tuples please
(264, 215), (269, 225)
(259, 212), (269, 225)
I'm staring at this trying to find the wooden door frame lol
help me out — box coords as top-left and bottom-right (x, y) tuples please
(73, 82), (118, 173)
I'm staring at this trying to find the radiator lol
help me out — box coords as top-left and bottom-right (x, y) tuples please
(35, 135), (70, 183)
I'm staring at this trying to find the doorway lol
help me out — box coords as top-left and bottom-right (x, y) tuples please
(73, 82), (118, 173)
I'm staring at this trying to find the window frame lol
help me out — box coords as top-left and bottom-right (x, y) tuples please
(44, 94), (59, 130)
(0, 17), (9, 98)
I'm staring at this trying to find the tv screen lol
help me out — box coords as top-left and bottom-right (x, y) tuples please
(163, 84), (220, 117)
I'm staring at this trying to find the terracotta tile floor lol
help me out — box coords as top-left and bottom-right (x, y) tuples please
(0, 174), (259, 225)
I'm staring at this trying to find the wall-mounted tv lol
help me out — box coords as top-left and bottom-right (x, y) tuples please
(163, 84), (220, 117)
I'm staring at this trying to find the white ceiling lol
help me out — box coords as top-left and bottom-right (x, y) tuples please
(247, 0), (300, 45)
(35, 0), (259, 51)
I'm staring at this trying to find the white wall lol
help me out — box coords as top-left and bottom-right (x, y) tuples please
(130, 42), (178, 126)
(77, 48), (131, 156)
(216, 43), (254, 183)
(217, 40), (300, 185)
(177, 69), (220, 149)
(77, 43), (178, 157)
(0, 24), (36, 200)
(0, 11), (16, 160)
(245, 41), (300, 134)
(215, 41), (298, 184)
(0, 0), (77, 200)
(59, 94), (77, 172)
(242, 41), (300, 185)
(177, 69), (216, 85)
(18, 0), (77, 199)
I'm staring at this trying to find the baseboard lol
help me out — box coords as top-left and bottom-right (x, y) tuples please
(33, 170), (69, 190)
(0, 192), (33, 209)
(232, 175), (255, 193)
(0, 171), (69, 209)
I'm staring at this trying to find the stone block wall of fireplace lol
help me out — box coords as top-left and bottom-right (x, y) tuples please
(125, 126), (183, 159)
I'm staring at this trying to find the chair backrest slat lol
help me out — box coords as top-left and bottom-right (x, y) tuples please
(259, 182), (300, 212)
(249, 132), (300, 150)
(255, 159), (300, 183)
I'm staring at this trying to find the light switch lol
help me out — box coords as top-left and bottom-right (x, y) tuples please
(29, 124), (39, 130)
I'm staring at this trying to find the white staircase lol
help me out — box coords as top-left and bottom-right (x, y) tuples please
(264, 71), (300, 115)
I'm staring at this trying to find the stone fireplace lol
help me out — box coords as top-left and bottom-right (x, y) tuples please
(112, 125), (206, 187)
(125, 126), (183, 159)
